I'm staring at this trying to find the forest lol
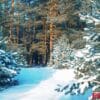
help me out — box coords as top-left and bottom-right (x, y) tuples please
(0, 0), (87, 65)
(0, 0), (100, 100)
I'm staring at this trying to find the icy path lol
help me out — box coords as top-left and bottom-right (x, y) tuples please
(0, 68), (75, 100)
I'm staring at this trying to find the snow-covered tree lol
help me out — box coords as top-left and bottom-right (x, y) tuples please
(0, 48), (28, 91)
(52, 0), (100, 96)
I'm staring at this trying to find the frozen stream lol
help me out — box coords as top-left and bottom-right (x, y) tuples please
(0, 68), (92, 100)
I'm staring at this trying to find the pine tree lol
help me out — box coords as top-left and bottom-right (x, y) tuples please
(0, 50), (19, 89)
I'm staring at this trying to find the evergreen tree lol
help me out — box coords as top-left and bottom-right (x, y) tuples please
(0, 50), (19, 89)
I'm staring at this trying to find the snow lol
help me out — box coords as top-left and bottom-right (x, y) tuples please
(83, 36), (90, 41)
(79, 14), (100, 25)
(92, 86), (100, 91)
(12, 52), (18, 55)
(75, 51), (84, 58)
(0, 68), (75, 100)
(79, 14), (86, 21)
(74, 45), (93, 58)
(79, 82), (89, 94)
(0, 67), (92, 100)
(60, 89), (92, 100)
(2, 67), (17, 75)
(84, 28), (90, 31)
(15, 68), (55, 85)
(0, 49), (5, 54)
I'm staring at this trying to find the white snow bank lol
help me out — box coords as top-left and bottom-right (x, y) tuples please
(0, 68), (75, 100)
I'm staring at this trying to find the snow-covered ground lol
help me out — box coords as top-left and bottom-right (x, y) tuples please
(0, 68), (92, 100)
